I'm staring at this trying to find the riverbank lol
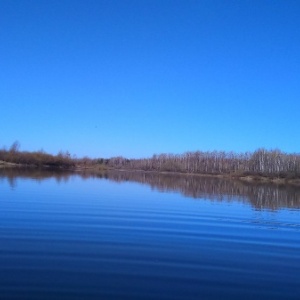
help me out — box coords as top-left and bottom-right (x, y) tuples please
(2, 160), (300, 186)
(75, 166), (300, 186)
(0, 160), (74, 170)
(0, 160), (19, 168)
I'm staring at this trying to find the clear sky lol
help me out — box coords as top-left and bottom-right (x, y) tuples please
(1, 0), (299, 158)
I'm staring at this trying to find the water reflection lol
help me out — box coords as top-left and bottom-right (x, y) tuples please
(0, 167), (74, 189)
(88, 171), (300, 210)
(1, 168), (300, 210)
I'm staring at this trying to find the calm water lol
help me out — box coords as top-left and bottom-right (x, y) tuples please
(1, 169), (300, 299)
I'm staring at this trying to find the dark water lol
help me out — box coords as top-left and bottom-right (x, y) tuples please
(1, 169), (300, 299)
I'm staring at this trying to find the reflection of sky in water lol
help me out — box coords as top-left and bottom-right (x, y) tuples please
(1, 169), (300, 211)
(1, 170), (300, 300)
(1, 171), (299, 233)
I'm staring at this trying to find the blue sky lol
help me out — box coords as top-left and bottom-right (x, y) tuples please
(1, 0), (299, 158)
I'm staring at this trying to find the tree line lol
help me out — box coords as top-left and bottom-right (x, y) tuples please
(105, 148), (300, 179)
(0, 141), (75, 168)
(0, 141), (100, 169)
(1, 141), (300, 179)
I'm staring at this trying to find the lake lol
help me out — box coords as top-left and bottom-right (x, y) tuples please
(1, 168), (300, 299)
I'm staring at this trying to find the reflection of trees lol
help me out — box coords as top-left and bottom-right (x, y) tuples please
(7, 176), (17, 189)
(1, 169), (300, 210)
(0, 168), (74, 186)
(95, 171), (300, 210)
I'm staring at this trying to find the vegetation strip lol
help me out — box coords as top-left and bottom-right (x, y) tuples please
(1, 142), (300, 182)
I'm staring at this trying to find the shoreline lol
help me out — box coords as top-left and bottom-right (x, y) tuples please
(1, 160), (300, 186)
(75, 166), (300, 186)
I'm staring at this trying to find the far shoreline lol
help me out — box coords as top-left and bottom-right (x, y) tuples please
(2, 160), (300, 186)
(101, 168), (300, 186)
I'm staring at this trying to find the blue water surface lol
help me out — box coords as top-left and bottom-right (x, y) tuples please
(0, 172), (300, 299)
